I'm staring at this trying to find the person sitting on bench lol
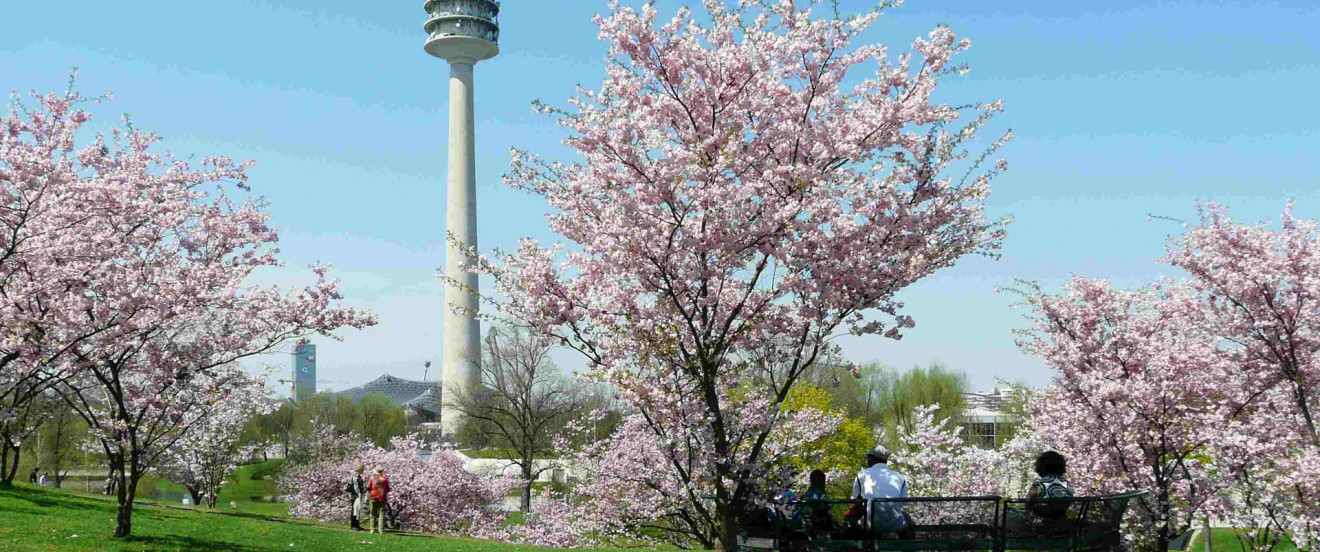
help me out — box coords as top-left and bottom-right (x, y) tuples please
(1027, 451), (1073, 519)
(851, 445), (914, 538)
(1006, 450), (1076, 532)
(801, 469), (835, 538)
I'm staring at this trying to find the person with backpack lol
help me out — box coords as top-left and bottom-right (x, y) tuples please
(1005, 451), (1076, 532)
(366, 466), (390, 534)
(344, 463), (367, 531)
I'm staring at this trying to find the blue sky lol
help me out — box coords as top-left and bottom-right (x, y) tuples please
(2, 0), (1317, 394)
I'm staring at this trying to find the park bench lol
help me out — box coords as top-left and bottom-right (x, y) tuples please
(736, 491), (1146, 552)
(1000, 491), (1145, 552)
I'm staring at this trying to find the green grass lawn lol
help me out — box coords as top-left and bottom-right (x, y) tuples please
(1189, 528), (1299, 552)
(0, 483), (566, 551)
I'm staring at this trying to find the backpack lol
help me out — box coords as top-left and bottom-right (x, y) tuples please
(1028, 476), (1073, 519)
(368, 475), (388, 503)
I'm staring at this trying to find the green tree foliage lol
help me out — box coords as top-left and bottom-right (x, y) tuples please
(243, 392), (408, 453)
(803, 360), (970, 451)
(34, 395), (84, 488)
(357, 394), (406, 448)
(778, 384), (874, 495)
(873, 362), (968, 450)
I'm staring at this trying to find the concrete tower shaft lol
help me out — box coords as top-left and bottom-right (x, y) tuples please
(423, 0), (499, 436)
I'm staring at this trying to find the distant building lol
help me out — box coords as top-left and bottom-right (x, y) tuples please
(335, 374), (441, 427)
(961, 387), (1020, 449)
(294, 343), (316, 403)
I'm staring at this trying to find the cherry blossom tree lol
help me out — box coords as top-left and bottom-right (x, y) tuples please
(157, 370), (273, 507)
(0, 81), (376, 537)
(1012, 277), (1234, 552)
(459, 1), (1011, 548)
(0, 77), (125, 485)
(283, 435), (514, 535)
(1165, 202), (1320, 551)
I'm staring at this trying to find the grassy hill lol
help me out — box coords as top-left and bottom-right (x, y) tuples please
(0, 483), (555, 552)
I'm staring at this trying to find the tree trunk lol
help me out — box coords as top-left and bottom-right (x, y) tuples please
(111, 456), (138, 537)
(519, 458), (535, 512)
(1291, 380), (1320, 447)
(51, 450), (63, 488)
(0, 441), (12, 486)
(720, 499), (740, 552)
(187, 486), (202, 508)
(1, 443), (19, 485)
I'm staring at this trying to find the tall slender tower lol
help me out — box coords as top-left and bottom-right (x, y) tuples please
(423, 0), (500, 436)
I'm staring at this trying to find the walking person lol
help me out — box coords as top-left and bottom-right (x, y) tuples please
(345, 463), (367, 531)
(366, 466), (390, 534)
(27, 467), (38, 484)
(38, 472), (49, 487)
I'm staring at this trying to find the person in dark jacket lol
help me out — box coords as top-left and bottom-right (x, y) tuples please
(28, 467), (39, 484)
(801, 469), (835, 538)
(345, 463), (367, 531)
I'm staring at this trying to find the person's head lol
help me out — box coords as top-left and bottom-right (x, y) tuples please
(374, 466), (385, 475)
(1034, 451), (1066, 478)
(353, 462), (365, 474)
(866, 445), (891, 467)
(809, 469), (826, 490)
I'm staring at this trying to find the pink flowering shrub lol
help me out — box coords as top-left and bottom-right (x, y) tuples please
(283, 436), (515, 534)
(894, 405), (1039, 499)
(508, 404), (840, 549)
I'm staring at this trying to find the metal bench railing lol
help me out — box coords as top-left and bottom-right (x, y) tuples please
(1001, 491), (1145, 552)
(735, 491), (1146, 552)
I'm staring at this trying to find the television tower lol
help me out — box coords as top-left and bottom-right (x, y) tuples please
(423, 0), (500, 436)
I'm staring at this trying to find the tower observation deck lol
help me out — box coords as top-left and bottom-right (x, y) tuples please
(424, 0), (500, 62)
(422, 0), (500, 437)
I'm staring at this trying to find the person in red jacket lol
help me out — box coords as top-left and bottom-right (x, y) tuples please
(366, 466), (390, 534)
